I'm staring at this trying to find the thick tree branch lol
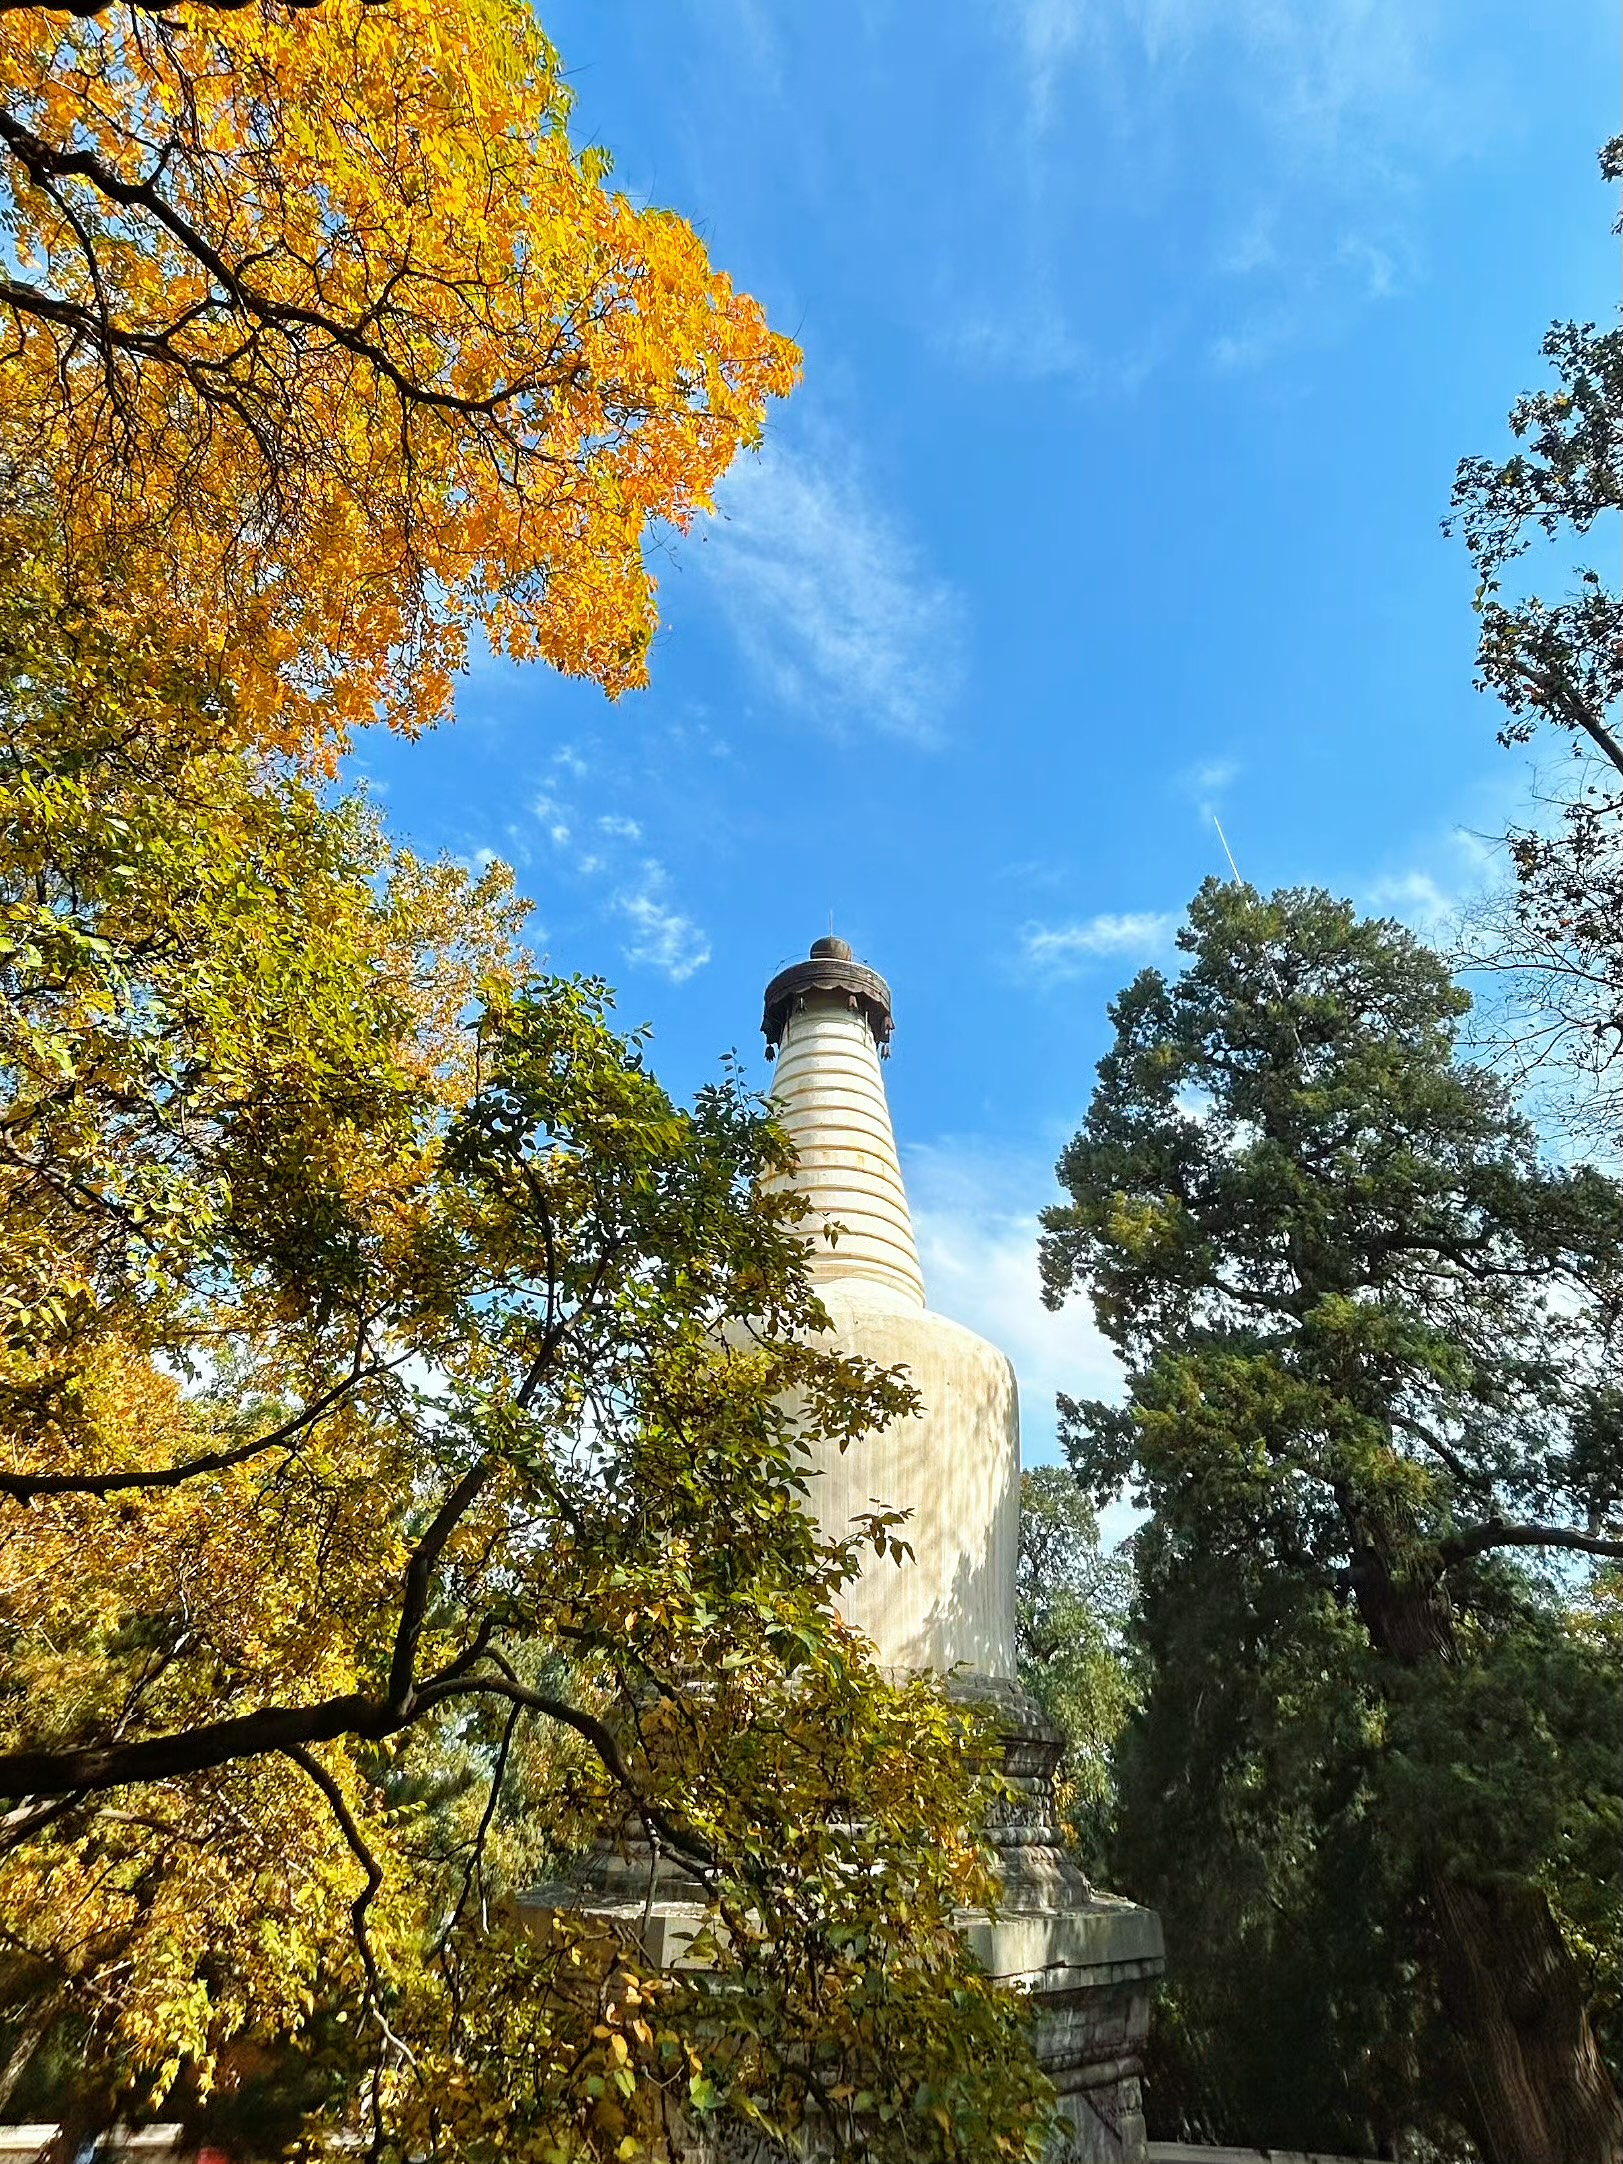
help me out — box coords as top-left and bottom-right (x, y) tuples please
(1439, 1517), (1623, 1568)
(0, 1454), (494, 1797)
(1389, 1409), (1478, 1489)
(0, 1689), (384, 1797)
(0, 1667), (714, 1879)
(385, 1459), (494, 1715)
(430, 1674), (716, 1877)
(1514, 659), (1623, 782)
(0, 113), (584, 424)
(0, 1360), (390, 1505)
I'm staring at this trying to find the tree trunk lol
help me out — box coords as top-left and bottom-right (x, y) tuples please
(1429, 1869), (1622, 2164)
(1353, 1558), (1623, 2164)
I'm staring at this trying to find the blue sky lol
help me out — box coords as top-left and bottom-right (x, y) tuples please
(354, 0), (1620, 1469)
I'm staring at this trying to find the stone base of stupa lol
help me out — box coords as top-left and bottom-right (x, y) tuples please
(950, 1674), (1163, 2162)
(519, 1676), (1163, 2163)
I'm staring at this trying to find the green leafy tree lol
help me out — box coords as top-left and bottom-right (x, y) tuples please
(1106, 1525), (1476, 2153)
(0, 533), (1054, 2162)
(1014, 1469), (1134, 1877)
(1449, 138), (1623, 1141)
(1040, 879), (1623, 2164)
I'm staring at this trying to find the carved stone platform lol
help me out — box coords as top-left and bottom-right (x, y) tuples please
(950, 1673), (1164, 2162)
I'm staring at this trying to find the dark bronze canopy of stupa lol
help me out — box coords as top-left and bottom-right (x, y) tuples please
(761, 935), (894, 1055)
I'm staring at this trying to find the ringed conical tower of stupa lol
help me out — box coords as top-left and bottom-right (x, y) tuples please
(761, 934), (1017, 1680)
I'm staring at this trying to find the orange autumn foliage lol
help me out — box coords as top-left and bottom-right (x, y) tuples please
(0, 0), (799, 756)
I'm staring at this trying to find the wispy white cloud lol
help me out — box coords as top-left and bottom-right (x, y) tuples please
(1337, 232), (1402, 302)
(906, 1140), (1138, 1540)
(945, 304), (1167, 395)
(979, 0), (1474, 381)
(1205, 226), (1412, 371)
(1366, 825), (1499, 938)
(525, 789), (711, 985)
(1177, 756), (1239, 802)
(1008, 0), (1448, 158)
(697, 426), (962, 743)
(1367, 868), (1459, 934)
(531, 792), (574, 848)
(947, 303), (1095, 387)
(614, 865), (712, 984)
(1180, 760), (1244, 871)
(1021, 909), (1178, 974)
(1216, 208), (1279, 278)
(1010, 0), (1103, 132)
(1209, 314), (1301, 373)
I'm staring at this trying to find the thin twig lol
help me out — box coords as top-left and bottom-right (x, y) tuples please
(281, 1743), (417, 2072)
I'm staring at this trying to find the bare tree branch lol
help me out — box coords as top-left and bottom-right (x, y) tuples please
(434, 1699), (521, 1953)
(282, 1743), (418, 2075)
(0, 0), (353, 15)
(0, 113), (585, 425)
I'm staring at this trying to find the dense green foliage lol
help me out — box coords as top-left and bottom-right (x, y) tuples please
(1041, 880), (1623, 2164)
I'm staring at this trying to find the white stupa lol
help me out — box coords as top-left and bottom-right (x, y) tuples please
(762, 936), (1018, 1679)
(762, 936), (1165, 2162)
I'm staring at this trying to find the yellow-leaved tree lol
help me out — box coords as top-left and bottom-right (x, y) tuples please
(0, 531), (1052, 2157)
(0, 0), (798, 751)
(0, 5), (1054, 2158)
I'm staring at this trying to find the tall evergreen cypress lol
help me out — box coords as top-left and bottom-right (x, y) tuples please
(1042, 879), (1623, 2163)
